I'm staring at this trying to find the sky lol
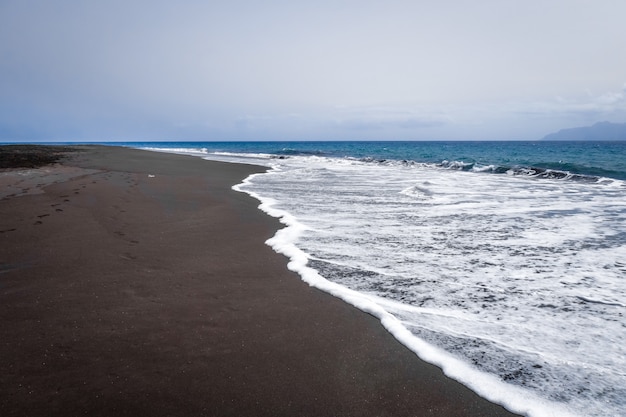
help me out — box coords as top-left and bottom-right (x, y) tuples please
(1, 0), (626, 142)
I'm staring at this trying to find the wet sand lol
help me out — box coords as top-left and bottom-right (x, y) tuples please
(0, 145), (522, 416)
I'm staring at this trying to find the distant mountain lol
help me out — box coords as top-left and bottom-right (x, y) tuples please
(542, 121), (626, 141)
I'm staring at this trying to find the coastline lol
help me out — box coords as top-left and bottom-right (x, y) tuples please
(0, 145), (522, 416)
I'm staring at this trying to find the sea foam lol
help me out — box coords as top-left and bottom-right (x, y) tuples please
(233, 164), (580, 417)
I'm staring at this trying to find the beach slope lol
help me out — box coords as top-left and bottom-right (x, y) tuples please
(0, 145), (521, 416)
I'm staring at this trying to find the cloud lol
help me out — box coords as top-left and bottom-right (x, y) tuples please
(233, 113), (307, 133)
(2, 1), (626, 141)
(513, 84), (626, 118)
(333, 106), (452, 131)
(594, 85), (626, 107)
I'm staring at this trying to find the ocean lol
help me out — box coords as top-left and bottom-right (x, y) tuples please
(128, 141), (625, 417)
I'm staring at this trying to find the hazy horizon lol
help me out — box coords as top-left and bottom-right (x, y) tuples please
(2, 1), (626, 142)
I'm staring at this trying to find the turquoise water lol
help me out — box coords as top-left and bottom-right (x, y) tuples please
(120, 140), (626, 181)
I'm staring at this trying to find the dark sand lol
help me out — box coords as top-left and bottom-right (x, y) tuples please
(0, 145), (522, 416)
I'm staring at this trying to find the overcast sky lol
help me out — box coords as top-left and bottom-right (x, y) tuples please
(1, 0), (625, 141)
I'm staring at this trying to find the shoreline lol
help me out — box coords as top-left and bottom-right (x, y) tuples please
(0, 145), (522, 416)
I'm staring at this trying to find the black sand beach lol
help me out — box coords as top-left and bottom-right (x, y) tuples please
(0, 145), (522, 416)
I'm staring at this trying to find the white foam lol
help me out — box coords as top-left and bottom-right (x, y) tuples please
(139, 146), (210, 156)
(233, 156), (626, 417)
(233, 165), (580, 417)
(138, 147), (275, 166)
